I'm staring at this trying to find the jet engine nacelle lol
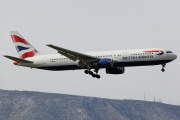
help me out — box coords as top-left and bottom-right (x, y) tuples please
(106, 67), (125, 74)
(93, 58), (113, 68)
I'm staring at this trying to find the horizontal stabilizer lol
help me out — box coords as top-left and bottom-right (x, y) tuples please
(3, 55), (33, 63)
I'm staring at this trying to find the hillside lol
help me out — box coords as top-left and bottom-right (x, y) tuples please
(0, 90), (179, 120)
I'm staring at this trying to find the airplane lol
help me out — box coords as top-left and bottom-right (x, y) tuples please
(4, 31), (177, 79)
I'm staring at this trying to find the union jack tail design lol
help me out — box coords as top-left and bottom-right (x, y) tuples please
(10, 31), (41, 59)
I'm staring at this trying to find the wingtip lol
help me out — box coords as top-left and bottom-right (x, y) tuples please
(3, 55), (8, 57)
(47, 44), (53, 46)
(3, 55), (11, 59)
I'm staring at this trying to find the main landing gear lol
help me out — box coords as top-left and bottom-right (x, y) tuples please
(84, 69), (100, 79)
(161, 64), (166, 72)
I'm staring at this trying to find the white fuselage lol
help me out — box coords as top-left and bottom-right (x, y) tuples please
(17, 48), (177, 71)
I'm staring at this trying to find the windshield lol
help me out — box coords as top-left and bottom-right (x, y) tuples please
(166, 51), (173, 53)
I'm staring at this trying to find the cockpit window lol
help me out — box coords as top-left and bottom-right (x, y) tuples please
(166, 51), (173, 53)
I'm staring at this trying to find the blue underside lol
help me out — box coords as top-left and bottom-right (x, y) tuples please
(36, 60), (172, 71)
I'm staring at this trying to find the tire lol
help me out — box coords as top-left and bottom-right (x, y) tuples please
(92, 74), (96, 77)
(161, 69), (165, 72)
(84, 70), (89, 74)
(89, 71), (93, 75)
(96, 75), (100, 79)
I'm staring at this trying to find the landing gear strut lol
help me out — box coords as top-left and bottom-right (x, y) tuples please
(161, 64), (166, 72)
(84, 69), (101, 79)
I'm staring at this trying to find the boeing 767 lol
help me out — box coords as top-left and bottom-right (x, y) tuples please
(4, 31), (177, 79)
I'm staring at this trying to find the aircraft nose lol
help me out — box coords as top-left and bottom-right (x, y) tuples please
(173, 54), (177, 60)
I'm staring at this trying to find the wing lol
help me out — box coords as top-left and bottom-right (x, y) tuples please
(47, 44), (100, 69)
(3, 55), (33, 63)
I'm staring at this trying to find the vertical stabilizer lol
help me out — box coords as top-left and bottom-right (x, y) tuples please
(10, 31), (41, 59)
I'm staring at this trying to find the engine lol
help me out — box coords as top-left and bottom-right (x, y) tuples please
(93, 58), (113, 68)
(106, 67), (125, 74)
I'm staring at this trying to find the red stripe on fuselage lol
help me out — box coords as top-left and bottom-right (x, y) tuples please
(144, 50), (163, 52)
(11, 35), (29, 45)
(21, 50), (37, 59)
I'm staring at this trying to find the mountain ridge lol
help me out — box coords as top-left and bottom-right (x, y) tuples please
(0, 90), (179, 120)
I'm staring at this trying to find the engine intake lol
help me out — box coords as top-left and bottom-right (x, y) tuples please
(106, 67), (125, 74)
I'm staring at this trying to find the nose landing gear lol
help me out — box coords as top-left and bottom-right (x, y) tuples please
(84, 69), (101, 79)
(161, 64), (166, 72)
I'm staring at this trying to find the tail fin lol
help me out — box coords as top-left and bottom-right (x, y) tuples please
(10, 31), (41, 59)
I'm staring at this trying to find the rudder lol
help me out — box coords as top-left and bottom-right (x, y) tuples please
(10, 31), (41, 59)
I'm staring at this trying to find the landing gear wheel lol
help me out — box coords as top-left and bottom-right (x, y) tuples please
(89, 71), (93, 75)
(84, 69), (101, 79)
(84, 70), (89, 74)
(96, 75), (101, 79)
(161, 64), (166, 72)
(92, 74), (96, 78)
